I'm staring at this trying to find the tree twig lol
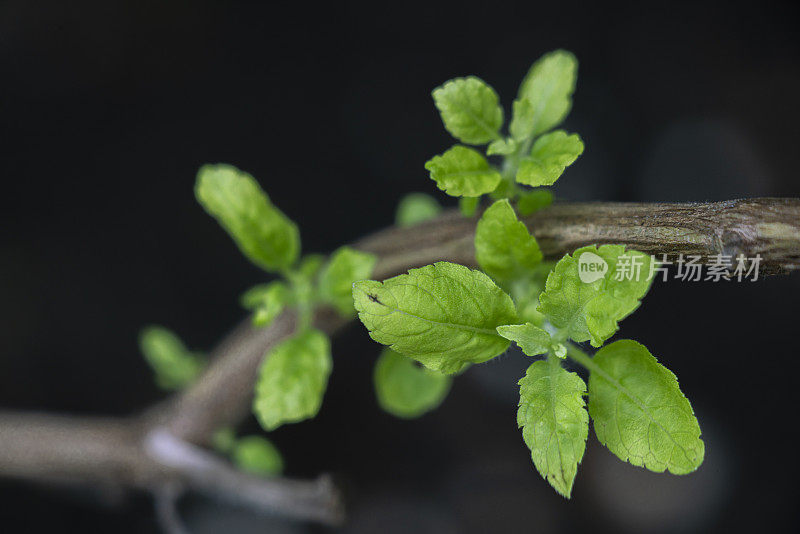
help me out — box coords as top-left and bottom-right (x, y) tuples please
(1, 197), (798, 526)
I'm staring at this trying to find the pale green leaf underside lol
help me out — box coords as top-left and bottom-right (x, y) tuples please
(374, 348), (451, 418)
(518, 359), (588, 497)
(517, 50), (578, 136)
(195, 164), (300, 272)
(588, 340), (704, 474)
(395, 193), (442, 227)
(475, 199), (542, 287)
(516, 130), (584, 187)
(319, 246), (377, 316)
(139, 326), (204, 390)
(352, 262), (518, 374)
(253, 328), (332, 431)
(497, 322), (551, 357)
(232, 435), (284, 476)
(432, 76), (503, 144)
(425, 145), (502, 197)
(538, 245), (654, 347)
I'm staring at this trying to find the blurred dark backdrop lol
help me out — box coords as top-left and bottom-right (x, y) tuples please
(1, 0), (799, 532)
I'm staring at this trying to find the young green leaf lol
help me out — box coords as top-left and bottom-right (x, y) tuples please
(232, 436), (284, 476)
(425, 146), (502, 197)
(475, 199), (542, 287)
(509, 98), (535, 141)
(139, 326), (205, 390)
(195, 164), (300, 272)
(517, 189), (553, 215)
(459, 196), (480, 216)
(497, 323), (552, 357)
(240, 281), (291, 327)
(486, 138), (518, 156)
(253, 328), (332, 431)
(538, 245), (653, 347)
(319, 246), (377, 316)
(517, 50), (578, 136)
(518, 358), (588, 498)
(374, 348), (451, 419)
(352, 262), (518, 374)
(587, 340), (704, 474)
(517, 131), (584, 187)
(395, 193), (442, 227)
(432, 76), (503, 144)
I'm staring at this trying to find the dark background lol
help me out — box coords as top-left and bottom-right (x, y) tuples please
(1, 0), (799, 532)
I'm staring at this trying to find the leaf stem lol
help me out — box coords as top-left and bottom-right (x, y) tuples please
(564, 342), (603, 375)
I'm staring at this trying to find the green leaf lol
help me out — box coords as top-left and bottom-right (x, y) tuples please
(517, 50), (578, 136)
(319, 246), (377, 316)
(374, 348), (451, 419)
(396, 193), (442, 227)
(509, 98), (535, 141)
(475, 199), (542, 287)
(538, 245), (654, 347)
(496, 323), (552, 357)
(432, 76), (504, 144)
(139, 326), (205, 390)
(517, 131), (584, 187)
(587, 340), (704, 474)
(486, 138), (518, 156)
(517, 189), (553, 215)
(425, 146), (502, 198)
(240, 281), (291, 327)
(459, 196), (480, 216)
(232, 436), (284, 476)
(518, 358), (588, 498)
(352, 262), (518, 374)
(195, 163), (300, 272)
(253, 328), (332, 431)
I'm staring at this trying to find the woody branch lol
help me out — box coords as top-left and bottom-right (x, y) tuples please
(0, 197), (798, 525)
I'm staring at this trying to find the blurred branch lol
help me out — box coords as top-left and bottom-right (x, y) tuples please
(0, 197), (798, 528)
(0, 412), (343, 525)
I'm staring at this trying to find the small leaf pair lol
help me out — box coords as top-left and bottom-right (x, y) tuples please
(511, 337), (704, 497)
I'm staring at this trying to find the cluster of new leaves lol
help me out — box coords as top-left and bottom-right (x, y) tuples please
(194, 164), (378, 432)
(426, 49), (584, 216)
(354, 49), (704, 496)
(354, 199), (705, 497)
(142, 164), (378, 476)
(138, 50), (704, 500)
(139, 326), (283, 476)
